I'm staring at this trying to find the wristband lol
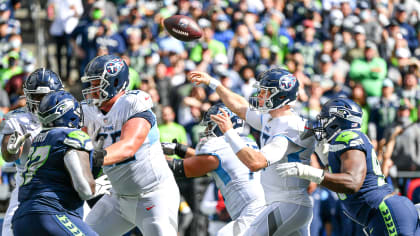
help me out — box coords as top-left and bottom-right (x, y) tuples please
(224, 129), (247, 154)
(209, 78), (221, 90)
(175, 143), (188, 158)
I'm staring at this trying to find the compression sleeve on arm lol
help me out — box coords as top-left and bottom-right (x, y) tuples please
(64, 150), (94, 200)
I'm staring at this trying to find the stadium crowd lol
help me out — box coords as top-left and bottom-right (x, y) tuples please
(1, 0), (420, 235)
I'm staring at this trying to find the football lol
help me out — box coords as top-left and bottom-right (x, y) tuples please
(163, 15), (202, 42)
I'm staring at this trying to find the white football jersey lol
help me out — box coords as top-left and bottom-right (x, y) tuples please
(246, 109), (315, 207)
(0, 108), (42, 186)
(82, 90), (173, 195)
(196, 135), (265, 219)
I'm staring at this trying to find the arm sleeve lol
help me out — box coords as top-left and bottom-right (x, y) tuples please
(260, 135), (290, 166)
(64, 150), (94, 200)
(245, 108), (264, 131)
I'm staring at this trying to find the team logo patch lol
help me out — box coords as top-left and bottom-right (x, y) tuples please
(279, 75), (296, 91)
(105, 58), (124, 76)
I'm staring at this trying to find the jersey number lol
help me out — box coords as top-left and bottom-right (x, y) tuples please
(97, 131), (121, 143)
(21, 146), (51, 186)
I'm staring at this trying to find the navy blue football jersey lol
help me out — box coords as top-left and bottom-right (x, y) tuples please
(15, 128), (92, 219)
(327, 129), (393, 226)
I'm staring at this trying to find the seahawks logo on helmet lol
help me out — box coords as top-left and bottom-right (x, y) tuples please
(105, 58), (124, 76)
(279, 75), (297, 91)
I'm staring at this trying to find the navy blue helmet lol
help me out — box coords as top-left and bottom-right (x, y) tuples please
(81, 55), (129, 107)
(38, 91), (83, 129)
(313, 97), (363, 142)
(23, 68), (64, 113)
(200, 103), (244, 138)
(249, 68), (299, 112)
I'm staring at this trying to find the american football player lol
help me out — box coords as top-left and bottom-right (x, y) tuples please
(189, 68), (316, 235)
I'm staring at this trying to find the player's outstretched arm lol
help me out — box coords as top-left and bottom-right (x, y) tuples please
(167, 154), (220, 178)
(64, 149), (96, 200)
(276, 149), (366, 193)
(188, 71), (249, 120)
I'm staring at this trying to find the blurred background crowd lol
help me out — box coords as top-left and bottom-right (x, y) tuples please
(1, 0), (420, 235)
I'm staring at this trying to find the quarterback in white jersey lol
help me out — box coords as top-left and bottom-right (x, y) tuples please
(0, 68), (64, 236)
(82, 55), (179, 236)
(163, 103), (265, 236)
(189, 68), (316, 236)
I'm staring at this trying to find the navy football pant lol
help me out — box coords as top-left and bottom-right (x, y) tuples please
(368, 195), (420, 236)
(13, 212), (98, 236)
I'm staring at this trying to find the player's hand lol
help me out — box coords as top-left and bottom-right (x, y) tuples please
(276, 162), (325, 184)
(93, 174), (112, 196)
(7, 131), (31, 154)
(161, 139), (188, 158)
(188, 71), (212, 86)
(210, 108), (233, 134)
(161, 142), (177, 155)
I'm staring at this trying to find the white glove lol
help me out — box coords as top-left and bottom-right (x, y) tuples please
(161, 142), (176, 155)
(315, 140), (330, 166)
(276, 162), (325, 184)
(93, 174), (112, 197)
(7, 131), (31, 154)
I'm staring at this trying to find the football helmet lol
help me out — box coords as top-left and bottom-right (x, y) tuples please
(313, 97), (363, 142)
(200, 103), (244, 138)
(23, 68), (64, 113)
(38, 91), (83, 129)
(249, 68), (299, 112)
(81, 55), (129, 107)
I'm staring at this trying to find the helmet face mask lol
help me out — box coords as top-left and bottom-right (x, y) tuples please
(23, 68), (64, 113)
(81, 71), (110, 107)
(248, 68), (299, 113)
(81, 55), (129, 107)
(249, 84), (278, 113)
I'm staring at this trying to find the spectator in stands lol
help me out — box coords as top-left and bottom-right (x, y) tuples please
(190, 18), (226, 63)
(48, 0), (83, 81)
(368, 78), (400, 150)
(397, 73), (420, 121)
(383, 103), (420, 172)
(158, 106), (188, 159)
(394, 4), (419, 52)
(349, 41), (387, 97)
(294, 19), (322, 76)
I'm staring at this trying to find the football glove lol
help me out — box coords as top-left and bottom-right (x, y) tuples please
(7, 131), (31, 154)
(315, 140), (329, 166)
(276, 162), (325, 184)
(93, 174), (112, 197)
(161, 139), (188, 158)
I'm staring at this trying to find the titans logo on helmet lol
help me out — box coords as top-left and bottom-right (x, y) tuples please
(105, 58), (124, 76)
(279, 75), (297, 91)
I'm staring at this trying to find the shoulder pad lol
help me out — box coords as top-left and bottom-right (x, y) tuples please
(63, 130), (93, 151)
(334, 131), (360, 144)
(125, 90), (153, 112)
